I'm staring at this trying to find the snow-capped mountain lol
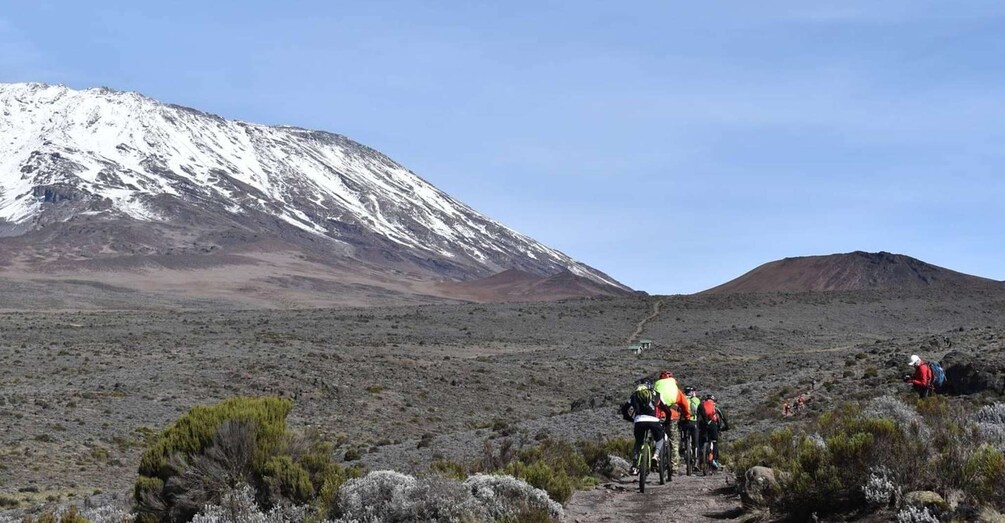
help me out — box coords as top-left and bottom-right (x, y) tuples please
(0, 82), (628, 302)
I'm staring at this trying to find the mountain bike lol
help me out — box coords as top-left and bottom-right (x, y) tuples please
(680, 423), (696, 476)
(700, 439), (717, 476)
(637, 430), (654, 493)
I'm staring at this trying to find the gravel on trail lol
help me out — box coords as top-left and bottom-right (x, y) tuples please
(564, 469), (744, 522)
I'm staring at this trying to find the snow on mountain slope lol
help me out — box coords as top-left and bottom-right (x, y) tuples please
(0, 82), (627, 291)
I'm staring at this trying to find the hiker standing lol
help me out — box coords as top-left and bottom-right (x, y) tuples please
(904, 354), (933, 398)
(782, 401), (791, 417)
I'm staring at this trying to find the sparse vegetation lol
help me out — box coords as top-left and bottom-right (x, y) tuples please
(134, 397), (356, 522)
(3, 291), (1005, 517)
(731, 396), (1005, 519)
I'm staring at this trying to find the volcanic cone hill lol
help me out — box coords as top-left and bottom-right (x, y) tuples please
(701, 251), (1003, 294)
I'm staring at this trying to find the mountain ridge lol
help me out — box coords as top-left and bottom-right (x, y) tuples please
(0, 82), (629, 306)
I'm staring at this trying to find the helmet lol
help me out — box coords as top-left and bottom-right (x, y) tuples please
(704, 394), (714, 401)
(659, 370), (673, 379)
(684, 386), (696, 396)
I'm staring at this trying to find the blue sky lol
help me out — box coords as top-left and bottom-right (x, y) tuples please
(2, 1), (1004, 293)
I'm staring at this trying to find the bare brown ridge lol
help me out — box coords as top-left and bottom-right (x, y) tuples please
(701, 251), (1003, 294)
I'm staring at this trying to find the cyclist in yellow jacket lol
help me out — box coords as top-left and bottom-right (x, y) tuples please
(654, 371), (691, 473)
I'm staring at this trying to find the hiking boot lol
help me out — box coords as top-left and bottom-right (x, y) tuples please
(712, 460), (722, 470)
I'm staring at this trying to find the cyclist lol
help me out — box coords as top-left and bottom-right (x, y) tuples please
(654, 371), (691, 474)
(679, 386), (700, 470)
(697, 394), (729, 469)
(620, 382), (666, 476)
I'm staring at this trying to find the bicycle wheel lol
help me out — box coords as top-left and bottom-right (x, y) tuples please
(639, 439), (650, 493)
(658, 440), (667, 485)
(701, 442), (710, 476)
(664, 438), (672, 481)
(709, 441), (717, 474)
(685, 437), (694, 476)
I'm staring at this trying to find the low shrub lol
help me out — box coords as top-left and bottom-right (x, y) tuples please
(495, 439), (595, 503)
(464, 474), (563, 521)
(330, 470), (562, 522)
(577, 437), (633, 472)
(430, 459), (467, 480)
(191, 484), (308, 523)
(17, 506), (120, 523)
(134, 397), (354, 522)
(732, 396), (1005, 519)
(333, 470), (483, 522)
(501, 460), (574, 504)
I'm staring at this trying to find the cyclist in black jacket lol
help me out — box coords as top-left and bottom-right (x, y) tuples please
(620, 383), (667, 475)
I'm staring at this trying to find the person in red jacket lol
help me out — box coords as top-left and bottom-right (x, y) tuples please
(904, 354), (933, 398)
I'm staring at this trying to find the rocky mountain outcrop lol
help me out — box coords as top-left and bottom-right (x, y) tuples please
(942, 351), (1005, 395)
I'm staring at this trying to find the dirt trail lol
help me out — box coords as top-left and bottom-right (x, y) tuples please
(564, 470), (744, 522)
(628, 299), (665, 343)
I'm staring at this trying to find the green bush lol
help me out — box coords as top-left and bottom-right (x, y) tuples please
(502, 460), (574, 503)
(263, 455), (314, 501)
(963, 444), (1005, 505)
(134, 397), (354, 522)
(24, 508), (90, 523)
(578, 437), (633, 471)
(489, 438), (598, 503)
(138, 397), (292, 482)
(431, 459), (467, 480)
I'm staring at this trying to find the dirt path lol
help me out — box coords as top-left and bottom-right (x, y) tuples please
(564, 470), (744, 523)
(628, 299), (665, 343)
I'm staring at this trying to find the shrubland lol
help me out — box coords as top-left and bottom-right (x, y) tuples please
(100, 396), (581, 522)
(430, 435), (633, 504)
(729, 395), (1005, 520)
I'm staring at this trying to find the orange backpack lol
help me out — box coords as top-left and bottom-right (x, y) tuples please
(701, 400), (719, 423)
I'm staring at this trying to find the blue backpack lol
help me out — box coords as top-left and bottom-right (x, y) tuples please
(927, 361), (946, 390)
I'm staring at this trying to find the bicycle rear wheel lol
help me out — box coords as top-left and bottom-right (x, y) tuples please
(658, 440), (667, 485)
(701, 442), (710, 476)
(639, 440), (650, 493)
(685, 437), (694, 476)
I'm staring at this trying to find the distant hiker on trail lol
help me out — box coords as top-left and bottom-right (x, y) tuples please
(697, 394), (728, 470)
(904, 354), (933, 398)
(621, 382), (667, 476)
(796, 394), (806, 412)
(654, 371), (691, 473)
(782, 401), (791, 417)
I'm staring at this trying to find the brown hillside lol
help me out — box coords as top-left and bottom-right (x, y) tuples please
(440, 269), (635, 302)
(701, 251), (1002, 294)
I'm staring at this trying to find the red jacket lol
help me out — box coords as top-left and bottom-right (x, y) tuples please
(909, 362), (933, 388)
